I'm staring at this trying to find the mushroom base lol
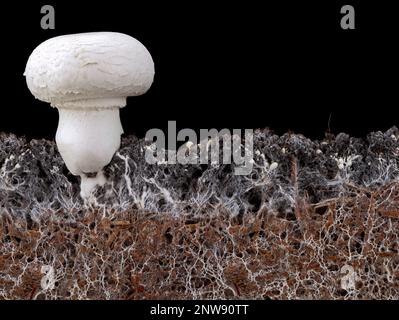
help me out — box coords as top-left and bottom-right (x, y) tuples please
(80, 170), (107, 199)
(55, 107), (123, 195)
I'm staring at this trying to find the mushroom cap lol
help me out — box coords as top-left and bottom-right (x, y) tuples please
(24, 32), (155, 109)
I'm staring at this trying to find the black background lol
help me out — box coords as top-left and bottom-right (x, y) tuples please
(0, 300), (396, 319)
(1, 0), (398, 140)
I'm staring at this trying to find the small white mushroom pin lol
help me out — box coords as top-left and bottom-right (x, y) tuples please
(24, 32), (155, 198)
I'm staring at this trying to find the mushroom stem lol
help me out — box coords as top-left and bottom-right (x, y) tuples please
(55, 107), (124, 196)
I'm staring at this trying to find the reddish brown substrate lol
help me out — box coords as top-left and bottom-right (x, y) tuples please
(1, 182), (398, 300)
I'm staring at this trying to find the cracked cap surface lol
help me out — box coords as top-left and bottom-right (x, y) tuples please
(24, 32), (155, 109)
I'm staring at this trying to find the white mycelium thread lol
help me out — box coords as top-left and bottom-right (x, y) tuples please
(24, 32), (155, 197)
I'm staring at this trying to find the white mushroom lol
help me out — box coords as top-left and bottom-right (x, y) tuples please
(24, 32), (154, 198)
